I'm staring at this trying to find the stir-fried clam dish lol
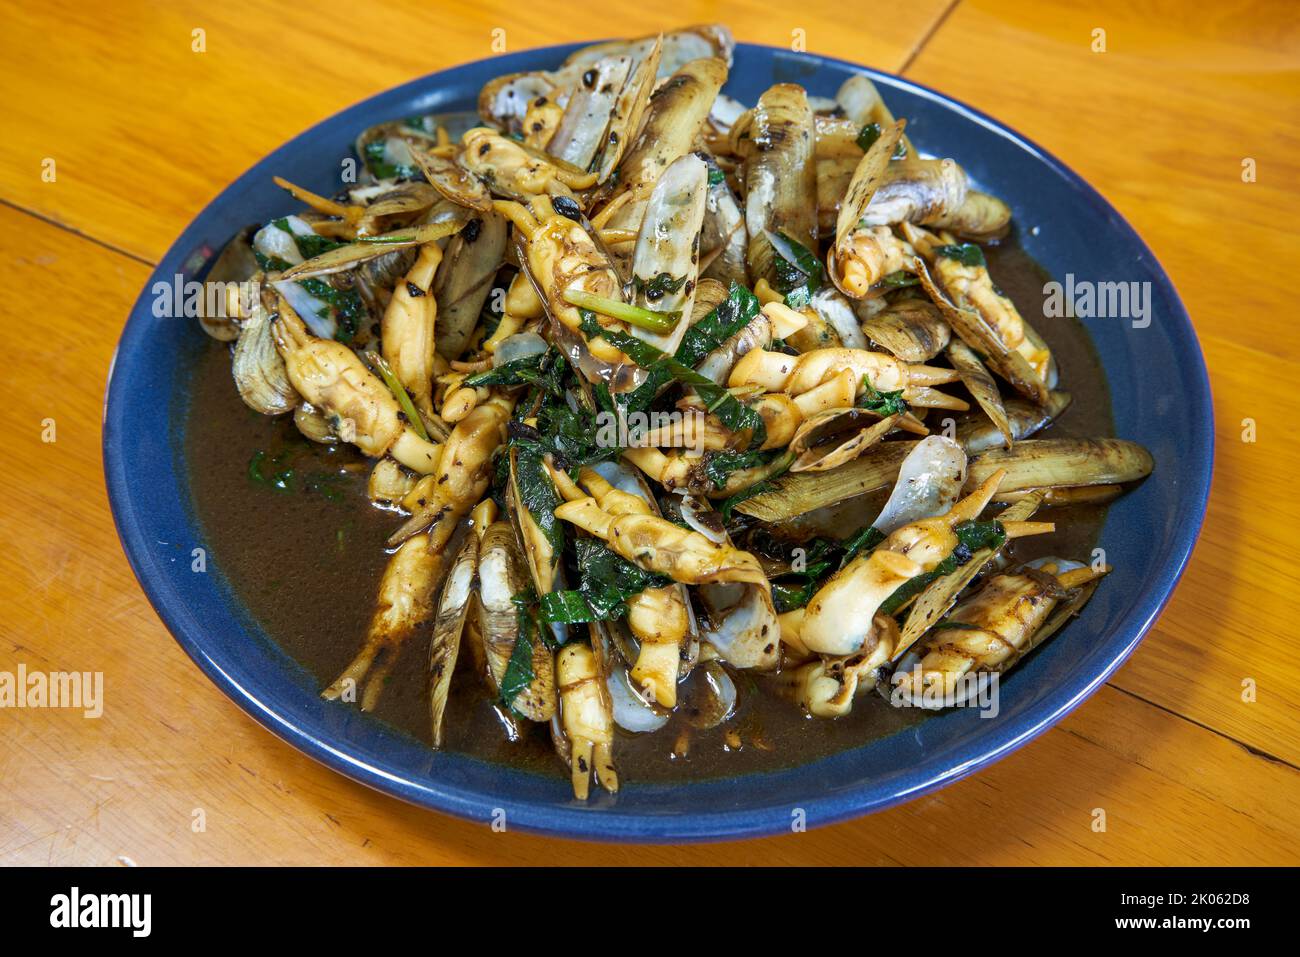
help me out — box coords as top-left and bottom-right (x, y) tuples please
(197, 25), (1153, 798)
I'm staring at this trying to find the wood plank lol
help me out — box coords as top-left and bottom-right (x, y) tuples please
(1108, 332), (1300, 765)
(4, 0), (1299, 865)
(904, 0), (1300, 362)
(901, 0), (1300, 763)
(0, 0), (950, 263)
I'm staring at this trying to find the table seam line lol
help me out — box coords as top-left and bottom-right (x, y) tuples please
(1103, 681), (1299, 772)
(0, 198), (154, 267)
(898, 0), (963, 75)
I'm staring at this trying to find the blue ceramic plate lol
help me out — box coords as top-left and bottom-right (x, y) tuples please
(104, 42), (1212, 842)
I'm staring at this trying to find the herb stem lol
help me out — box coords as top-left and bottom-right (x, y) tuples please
(364, 351), (431, 443)
(562, 288), (681, 334)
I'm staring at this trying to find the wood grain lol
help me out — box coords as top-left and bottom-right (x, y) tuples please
(2, 0), (1299, 865)
(0, 0), (950, 264)
(905, 0), (1300, 765)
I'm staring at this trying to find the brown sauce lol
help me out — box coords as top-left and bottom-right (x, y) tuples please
(184, 238), (1114, 784)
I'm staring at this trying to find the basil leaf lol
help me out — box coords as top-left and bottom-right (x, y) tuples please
(295, 277), (365, 343)
(856, 122), (882, 152)
(634, 272), (688, 302)
(878, 520), (1006, 615)
(538, 590), (596, 624)
(773, 580), (818, 614)
(464, 350), (564, 394)
(702, 448), (779, 490)
(539, 539), (672, 623)
(838, 525), (886, 568)
(499, 591), (539, 708)
(875, 270), (920, 289)
(362, 139), (418, 181)
(856, 124), (907, 159)
(783, 284), (813, 309)
(271, 218), (345, 261)
(510, 441), (565, 553)
(675, 282), (761, 367)
(858, 375), (909, 416)
(579, 311), (767, 448)
(935, 243), (987, 268)
(611, 281), (761, 418)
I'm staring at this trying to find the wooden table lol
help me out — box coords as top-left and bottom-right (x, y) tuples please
(2, 0), (1297, 865)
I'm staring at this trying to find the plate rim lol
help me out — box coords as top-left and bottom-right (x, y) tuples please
(103, 40), (1214, 843)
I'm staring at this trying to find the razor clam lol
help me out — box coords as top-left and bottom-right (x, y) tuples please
(479, 22), (731, 133)
(627, 152), (709, 354)
(913, 255), (1049, 405)
(830, 120), (905, 298)
(809, 286), (868, 349)
(478, 72), (564, 135)
(890, 558), (1108, 709)
(930, 190), (1012, 241)
(381, 242), (442, 417)
(859, 297), (951, 361)
(947, 339), (1014, 448)
(697, 573), (781, 670)
(595, 41), (661, 184)
(859, 158), (969, 228)
(775, 612), (900, 717)
(583, 460), (698, 702)
(694, 284), (772, 384)
(598, 57), (729, 232)
(354, 118), (441, 183)
(429, 532), (478, 748)
(563, 24), (734, 78)
(955, 391), (1072, 454)
(507, 199), (643, 391)
(322, 528), (448, 711)
(293, 403), (336, 444)
(368, 457), (417, 506)
(964, 438), (1154, 500)
(793, 469), (1017, 656)
(198, 227), (259, 341)
(871, 434), (967, 533)
(699, 157), (748, 287)
(354, 182), (443, 236)
(433, 210), (508, 360)
(789, 410), (902, 472)
(478, 521), (556, 722)
(907, 223), (1054, 386)
(551, 39), (662, 185)
(589, 618), (671, 734)
(734, 439), (918, 522)
(743, 84), (818, 287)
(276, 218), (466, 282)
(507, 446), (562, 600)
(893, 494), (1044, 662)
(409, 147), (494, 213)
(355, 245), (417, 315)
(458, 127), (596, 203)
(546, 55), (635, 171)
(676, 659), (738, 728)
(834, 74), (915, 156)
(556, 640), (618, 799)
(727, 344), (964, 410)
(232, 281), (299, 416)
